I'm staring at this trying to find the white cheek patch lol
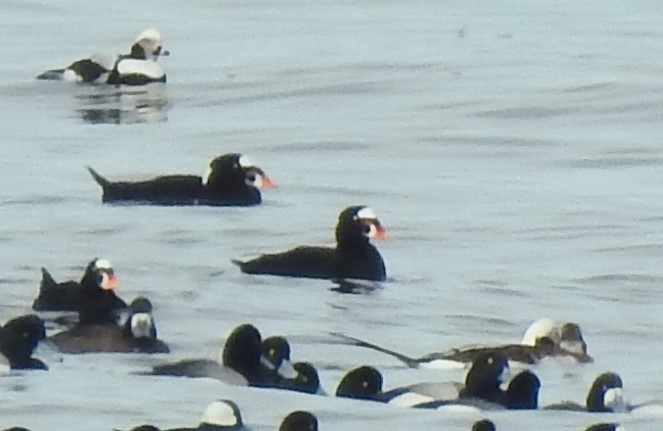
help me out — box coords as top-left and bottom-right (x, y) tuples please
(357, 207), (377, 220)
(130, 313), (153, 338)
(116, 59), (165, 79)
(238, 155), (254, 168)
(201, 400), (239, 427)
(95, 259), (113, 270)
(604, 387), (625, 411)
(202, 165), (213, 185)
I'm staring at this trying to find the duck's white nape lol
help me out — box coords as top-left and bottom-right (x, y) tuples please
(131, 313), (154, 338)
(238, 155), (254, 168)
(521, 318), (558, 345)
(202, 164), (213, 186)
(356, 207), (377, 220)
(94, 259), (113, 270)
(200, 400), (241, 427)
(116, 59), (165, 80)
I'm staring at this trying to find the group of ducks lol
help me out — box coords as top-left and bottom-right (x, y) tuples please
(23, 29), (631, 431)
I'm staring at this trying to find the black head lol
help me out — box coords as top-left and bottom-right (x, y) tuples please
(335, 206), (388, 246)
(279, 411), (318, 431)
(463, 352), (509, 402)
(129, 297), (154, 313)
(335, 365), (383, 401)
(290, 362), (321, 394)
(80, 258), (119, 292)
(586, 372), (624, 412)
(2, 315), (46, 356)
(471, 420), (496, 431)
(203, 153), (273, 192)
(505, 370), (540, 409)
(585, 424), (623, 431)
(221, 324), (263, 374)
(262, 336), (291, 369)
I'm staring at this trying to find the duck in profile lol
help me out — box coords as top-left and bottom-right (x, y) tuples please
(87, 153), (275, 206)
(233, 205), (388, 281)
(521, 318), (593, 363)
(544, 372), (625, 412)
(150, 324), (296, 387)
(49, 296), (168, 354)
(0, 315), (48, 370)
(33, 258), (127, 315)
(330, 331), (555, 368)
(36, 28), (169, 85)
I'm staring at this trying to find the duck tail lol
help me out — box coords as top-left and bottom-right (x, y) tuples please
(87, 166), (110, 189)
(330, 332), (420, 368)
(40, 267), (58, 292)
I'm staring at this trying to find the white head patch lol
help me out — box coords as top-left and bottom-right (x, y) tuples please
(356, 207), (377, 220)
(134, 28), (162, 47)
(131, 313), (154, 338)
(238, 155), (254, 168)
(201, 400), (240, 427)
(94, 259), (113, 270)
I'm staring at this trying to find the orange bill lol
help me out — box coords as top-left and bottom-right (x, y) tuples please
(101, 274), (120, 290)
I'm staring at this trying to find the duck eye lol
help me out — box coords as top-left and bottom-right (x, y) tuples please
(97, 274), (104, 285)
(247, 174), (256, 182)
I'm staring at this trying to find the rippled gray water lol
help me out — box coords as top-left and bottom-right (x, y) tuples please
(1, 0), (663, 430)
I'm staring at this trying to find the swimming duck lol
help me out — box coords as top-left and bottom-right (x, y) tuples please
(36, 28), (168, 85)
(0, 315), (48, 370)
(32, 258), (126, 317)
(88, 154), (274, 206)
(233, 206), (388, 281)
(150, 324), (295, 387)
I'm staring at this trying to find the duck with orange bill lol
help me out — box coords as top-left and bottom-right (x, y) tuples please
(233, 205), (388, 281)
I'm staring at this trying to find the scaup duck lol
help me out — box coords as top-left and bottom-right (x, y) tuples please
(233, 206), (388, 281)
(88, 154), (274, 206)
(545, 372), (625, 412)
(36, 28), (168, 85)
(150, 324), (294, 387)
(49, 296), (168, 354)
(280, 362), (323, 394)
(33, 258), (126, 315)
(0, 315), (48, 370)
(334, 356), (519, 409)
